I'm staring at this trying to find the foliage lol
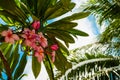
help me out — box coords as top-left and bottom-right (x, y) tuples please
(0, 0), (90, 79)
(57, 0), (120, 79)
(84, 0), (120, 53)
(58, 43), (120, 80)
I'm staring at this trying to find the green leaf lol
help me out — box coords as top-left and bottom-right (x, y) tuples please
(0, 43), (13, 62)
(14, 53), (27, 79)
(44, 2), (75, 20)
(0, 15), (13, 25)
(17, 74), (27, 80)
(32, 57), (41, 78)
(62, 12), (90, 21)
(51, 0), (57, 5)
(46, 29), (75, 45)
(37, 0), (51, 17)
(68, 29), (89, 36)
(54, 50), (72, 76)
(46, 20), (77, 30)
(10, 43), (20, 74)
(0, 0), (16, 10)
(11, 53), (20, 74)
(44, 1), (63, 20)
(61, 0), (71, 9)
(0, 25), (12, 32)
(57, 40), (69, 56)
(0, 0), (28, 24)
(43, 58), (54, 80)
(0, 10), (24, 24)
(0, 43), (11, 54)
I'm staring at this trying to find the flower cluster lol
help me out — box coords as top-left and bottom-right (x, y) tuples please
(0, 20), (58, 62)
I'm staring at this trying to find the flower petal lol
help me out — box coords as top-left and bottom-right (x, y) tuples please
(21, 34), (27, 39)
(34, 52), (44, 62)
(12, 34), (19, 40)
(1, 30), (8, 36)
(9, 38), (15, 44)
(5, 37), (14, 44)
(24, 40), (32, 46)
(38, 33), (48, 48)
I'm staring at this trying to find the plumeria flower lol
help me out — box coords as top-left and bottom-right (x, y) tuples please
(38, 32), (48, 48)
(50, 44), (59, 51)
(32, 20), (40, 30)
(21, 28), (36, 47)
(34, 46), (44, 62)
(1, 29), (19, 44)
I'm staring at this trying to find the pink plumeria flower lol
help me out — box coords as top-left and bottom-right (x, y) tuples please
(21, 28), (36, 47)
(22, 28), (36, 39)
(50, 44), (59, 51)
(32, 20), (40, 30)
(38, 32), (48, 48)
(1, 29), (19, 44)
(34, 46), (44, 62)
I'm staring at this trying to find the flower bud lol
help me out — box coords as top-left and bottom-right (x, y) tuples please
(50, 44), (58, 51)
(32, 21), (40, 30)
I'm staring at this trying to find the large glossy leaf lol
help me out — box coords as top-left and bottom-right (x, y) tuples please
(0, 15), (13, 25)
(46, 29), (75, 45)
(46, 20), (77, 30)
(32, 57), (41, 78)
(54, 50), (72, 77)
(50, 0), (57, 5)
(0, 0), (28, 24)
(61, 0), (71, 9)
(44, 54), (54, 80)
(44, 2), (75, 20)
(44, 1), (63, 20)
(67, 29), (89, 36)
(14, 52), (27, 79)
(57, 40), (69, 56)
(0, 25), (12, 33)
(0, 10), (24, 24)
(21, 0), (51, 18)
(62, 12), (90, 21)
(0, 43), (11, 53)
(9, 43), (20, 74)
(37, 0), (51, 18)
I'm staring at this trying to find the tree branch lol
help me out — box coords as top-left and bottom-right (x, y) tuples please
(0, 50), (11, 80)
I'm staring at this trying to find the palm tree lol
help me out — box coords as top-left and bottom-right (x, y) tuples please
(58, 43), (120, 80)
(0, 0), (90, 80)
(84, 0), (120, 56)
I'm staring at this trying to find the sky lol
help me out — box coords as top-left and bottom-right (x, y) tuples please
(0, 0), (100, 80)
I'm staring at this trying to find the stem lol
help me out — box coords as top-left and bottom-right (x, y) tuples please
(46, 54), (55, 80)
(0, 50), (11, 80)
